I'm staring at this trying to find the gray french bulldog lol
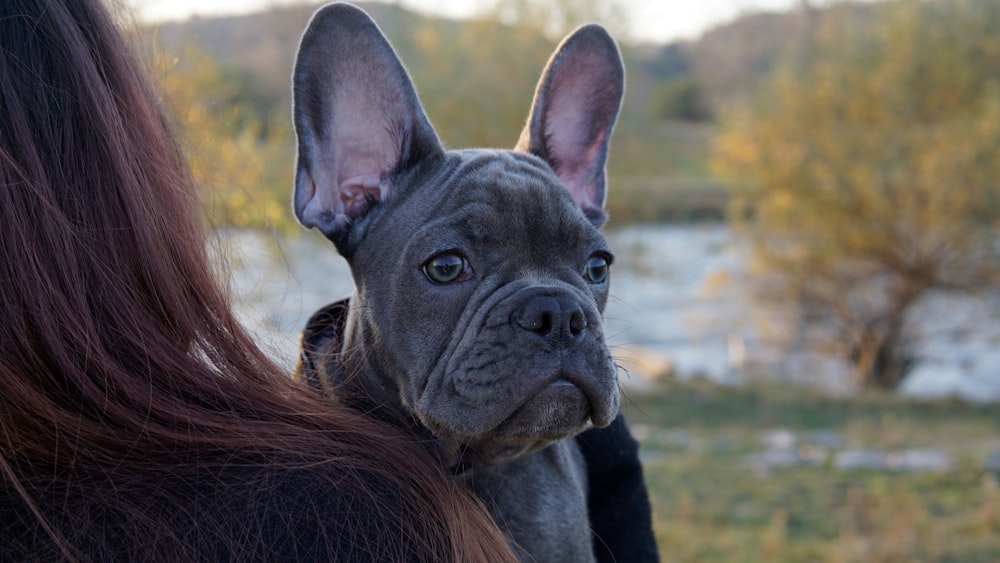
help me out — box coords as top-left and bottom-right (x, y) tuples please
(292, 3), (624, 561)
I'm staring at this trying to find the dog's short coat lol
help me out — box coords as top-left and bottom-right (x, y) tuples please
(291, 4), (656, 561)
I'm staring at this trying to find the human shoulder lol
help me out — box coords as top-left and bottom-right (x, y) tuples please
(180, 463), (426, 562)
(1, 463), (424, 562)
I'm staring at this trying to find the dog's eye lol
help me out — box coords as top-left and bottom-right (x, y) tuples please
(424, 253), (470, 284)
(584, 255), (610, 284)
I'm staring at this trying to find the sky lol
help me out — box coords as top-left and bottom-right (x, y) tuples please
(130, 0), (804, 44)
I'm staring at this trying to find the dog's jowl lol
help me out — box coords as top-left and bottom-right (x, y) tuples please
(292, 3), (626, 561)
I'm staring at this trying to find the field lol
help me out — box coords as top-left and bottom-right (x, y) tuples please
(621, 379), (1000, 562)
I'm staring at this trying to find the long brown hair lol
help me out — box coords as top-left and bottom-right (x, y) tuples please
(0, 0), (514, 560)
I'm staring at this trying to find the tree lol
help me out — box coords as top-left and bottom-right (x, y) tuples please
(488, 0), (629, 41)
(714, 0), (1000, 389)
(400, 0), (629, 150)
(653, 77), (712, 122)
(401, 15), (555, 149)
(152, 44), (296, 233)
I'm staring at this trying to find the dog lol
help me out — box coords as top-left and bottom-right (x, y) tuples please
(291, 4), (624, 560)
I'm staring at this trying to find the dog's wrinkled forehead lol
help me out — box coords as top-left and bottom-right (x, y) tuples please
(433, 150), (600, 243)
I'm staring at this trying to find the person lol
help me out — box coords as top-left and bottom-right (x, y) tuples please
(0, 0), (517, 560)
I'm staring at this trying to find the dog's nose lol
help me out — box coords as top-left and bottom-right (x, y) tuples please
(513, 294), (587, 347)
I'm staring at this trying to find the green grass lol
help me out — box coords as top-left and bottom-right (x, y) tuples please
(621, 379), (1000, 562)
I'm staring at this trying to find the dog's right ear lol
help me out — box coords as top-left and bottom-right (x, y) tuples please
(292, 3), (442, 243)
(515, 24), (624, 227)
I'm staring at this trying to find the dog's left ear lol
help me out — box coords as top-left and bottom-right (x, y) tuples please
(515, 24), (624, 225)
(291, 3), (442, 244)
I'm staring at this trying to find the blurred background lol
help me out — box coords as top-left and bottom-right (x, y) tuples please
(129, 0), (1000, 559)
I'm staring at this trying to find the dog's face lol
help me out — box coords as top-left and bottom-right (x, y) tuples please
(292, 3), (623, 465)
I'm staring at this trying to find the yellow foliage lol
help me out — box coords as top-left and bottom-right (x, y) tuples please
(712, 0), (1000, 388)
(150, 44), (295, 233)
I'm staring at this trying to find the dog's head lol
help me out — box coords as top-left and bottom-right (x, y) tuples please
(293, 3), (623, 466)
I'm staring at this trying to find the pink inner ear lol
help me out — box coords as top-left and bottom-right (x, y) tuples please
(545, 105), (607, 210)
(547, 122), (605, 209)
(540, 48), (616, 211)
(311, 78), (403, 205)
(340, 175), (388, 218)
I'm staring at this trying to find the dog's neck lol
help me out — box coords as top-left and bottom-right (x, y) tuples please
(304, 298), (469, 471)
(339, 312), (402, 411)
